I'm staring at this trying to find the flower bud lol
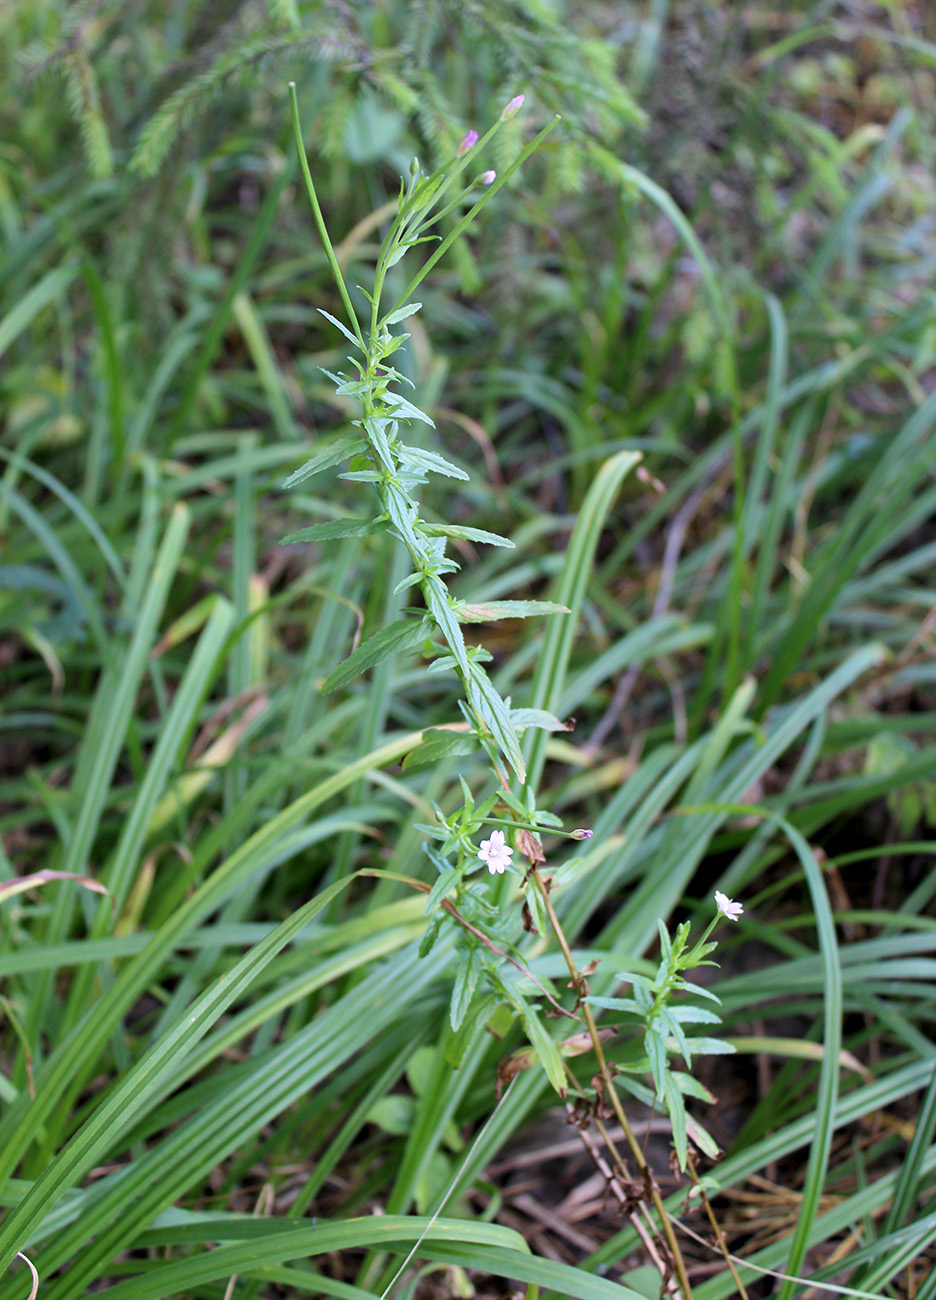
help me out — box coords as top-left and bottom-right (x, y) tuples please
(477, 170), (496, 185)
(457, 129), (479, 156)
(500, 94), (524, 121)
(570, 828), (593, 841)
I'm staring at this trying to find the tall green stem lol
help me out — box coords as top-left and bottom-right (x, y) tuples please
(289, 83), (366, 350)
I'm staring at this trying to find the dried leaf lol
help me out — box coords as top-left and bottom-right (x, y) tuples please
(0, 871), (112, 910)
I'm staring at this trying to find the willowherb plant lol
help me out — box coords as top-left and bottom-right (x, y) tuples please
(586, 894), (745, 1171)
(283, 86), (744, 1296)
(283, 85), (582, 1070)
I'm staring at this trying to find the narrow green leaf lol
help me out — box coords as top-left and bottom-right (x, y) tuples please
(509, 708), (573, 733)
(681, 1037), (736, 1055)
(669, 1006), (721, 1025)
(383, 302), (422, 325)
(450, 949), (481, 1030)
(457, 600), (570, 622)
(469, 666), (526, 783)
(386, 393), (435, 426)
(663, 1071), (689, 1169)
(421, 523), (514, 548)
(401, 730), (478, 770)
(321, 617), (431, 693)
(72, 1218), (530, 1300)
(282, 434), (369, 489)
(422, 578), (471, 679)
(362, 415), (396, 470)
(519, 996), (567, 1095)
(882, 1060), (936, 1237)
(280, 519), (380, 543)
(423, 866), (458, 916)
(646, 1028), (668, 1095)
(318, 308), (365, 349)
(583, 995), (637, 1013)
(399, 445), (467, 479)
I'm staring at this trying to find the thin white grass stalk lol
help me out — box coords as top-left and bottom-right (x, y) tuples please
(377, 1078), (518, 1300)
(14, 1253), (38, 1300)
(668, 1215), (889, 1300)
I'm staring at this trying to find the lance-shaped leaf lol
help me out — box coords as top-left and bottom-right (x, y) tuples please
(399, 445), (468, 480)
(361, 415), (396, 470)
(421, 523), (514, 548)
(402, 728), (480, 770)
(469, 664), (526, 783)
(321, 617), (432, 694)
(385, 393), (435, 426)
(678, 1037), (737, 1055)
(424, 865), (460, 916)
(509, 708), (573, 734)
(423, 577), (471, 679)
(450, 947), (482, 1031)
(382, 301), (422, 326)
(282, 434), (369, 489)
(339, 469), (383, 483)
(280, 519), (382, 544)
(456, 599), (570, 622)
(383, 479), (422, 548)
(510, 983), (566, 1095)
(317, 308), (364, 350)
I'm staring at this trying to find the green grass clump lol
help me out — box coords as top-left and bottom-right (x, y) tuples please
(1, 2), (935, 1298)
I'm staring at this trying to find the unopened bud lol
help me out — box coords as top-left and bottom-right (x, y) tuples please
(457, 129), (479, 156)
(570, 828), (593, 841)
(477, 170), (496, 185)
(500, 94), (525, 121)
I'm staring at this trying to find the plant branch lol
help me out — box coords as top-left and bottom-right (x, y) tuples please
(531, 868), (695, 1300)
(289, 82), (366, 350)
(359, 869), (579, 1021)
(686, 1151), (749, 1300)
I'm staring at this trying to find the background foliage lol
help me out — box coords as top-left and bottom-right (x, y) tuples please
(1, 1), (935, 1297)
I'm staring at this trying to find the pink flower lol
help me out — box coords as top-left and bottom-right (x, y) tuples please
(501, 94), (525, 121)
(477, 829), (514, 875)
(714, 891), (743, 922)
(457, 130), (479, 156)
(477, 170), (496, 185)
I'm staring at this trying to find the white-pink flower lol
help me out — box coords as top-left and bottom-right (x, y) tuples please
(477, 169), (496, 186)
(477, 829), (513, 875)
(714, 890), (743, 922)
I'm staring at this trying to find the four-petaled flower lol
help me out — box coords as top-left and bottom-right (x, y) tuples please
(714, 890), (743, 922)
(457, 129), (479, 156)
(477, 829), (514, 875)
